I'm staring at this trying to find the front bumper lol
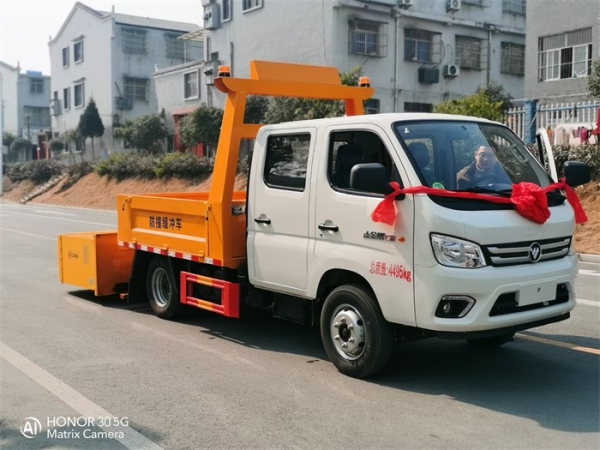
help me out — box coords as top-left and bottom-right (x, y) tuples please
(414, 254), (578, 332)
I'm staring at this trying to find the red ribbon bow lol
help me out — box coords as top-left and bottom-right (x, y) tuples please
(371, 179), (587, 226)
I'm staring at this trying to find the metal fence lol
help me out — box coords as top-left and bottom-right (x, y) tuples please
(506, 100), (599, 142)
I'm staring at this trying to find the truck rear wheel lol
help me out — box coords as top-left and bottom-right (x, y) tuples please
(147, 256), (182, 320)
(320, 284), (392, 378)
(467, 333), (515, 349)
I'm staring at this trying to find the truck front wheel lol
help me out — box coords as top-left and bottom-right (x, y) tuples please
(147, 257), (182, 320)
(320, 284), (392, 378)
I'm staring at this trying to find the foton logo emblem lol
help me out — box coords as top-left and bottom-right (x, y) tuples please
(528, 243), (542, 263)
(68, 251), (79, 259)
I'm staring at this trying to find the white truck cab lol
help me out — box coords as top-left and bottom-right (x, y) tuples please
(246, 113), (589, 377)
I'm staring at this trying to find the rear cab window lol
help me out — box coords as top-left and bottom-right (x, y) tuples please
(263, 133), (311, 191)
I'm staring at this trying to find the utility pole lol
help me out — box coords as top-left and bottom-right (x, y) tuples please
(26, 113), (31, 161)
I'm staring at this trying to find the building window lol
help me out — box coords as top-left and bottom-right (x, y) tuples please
(74, 41), (84, 63)
(502, 0), (526, 15)
(348, 19), (387, 57)
(124, 77), (148, 101)
(404, 29), (441, 63)
(538, 28), (592, 81)
(74, 83), (84, 108)
(123, 28), (147, 54)
(165, 33), (185, 60)
(24, 107), (51, 127)
(365, 99), (380, 114)
(62, 47), (69, 68)
(242, 0), (262, 12)
(184, 71), (199, 99)
(30, 78), (44, 94)
(63, 87), (70, 110)
(456, 35), (486, 70)
(501, 42), (525, 75)
(223, 0), (231, 21)
(404, 102), (433, 113)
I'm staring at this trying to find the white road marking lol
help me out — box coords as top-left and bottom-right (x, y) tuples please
(0, 211), (114, 227)
(0, 227), (56, 241)
(0, 341), (164, 450)
(578, 269), (600, 278)
(33, 210), (79, 217)
(577, 298), (599, 307)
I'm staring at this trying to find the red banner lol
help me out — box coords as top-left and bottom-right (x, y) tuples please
(371, 179), (587, 226)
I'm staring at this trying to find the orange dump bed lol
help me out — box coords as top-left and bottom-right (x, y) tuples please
(117, 190), (248, 268)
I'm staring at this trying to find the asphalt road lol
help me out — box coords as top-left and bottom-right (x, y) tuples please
(1, 201), (598, 450)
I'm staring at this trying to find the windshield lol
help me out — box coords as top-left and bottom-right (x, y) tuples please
(394, 121), (551, 192)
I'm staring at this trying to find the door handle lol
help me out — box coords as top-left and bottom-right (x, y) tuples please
(254, 217), (272, 225)
(318, 223), (339, 232)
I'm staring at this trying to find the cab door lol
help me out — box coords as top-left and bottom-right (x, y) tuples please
(312, 124), (416, 326)
(536, 128), (558, 181)
(247, 128), (315, 296)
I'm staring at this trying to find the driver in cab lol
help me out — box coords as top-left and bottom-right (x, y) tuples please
(457, 145), (512, 189)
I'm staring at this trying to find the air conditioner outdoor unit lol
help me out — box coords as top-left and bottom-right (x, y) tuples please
(444, 64), (460, 77)
(204, 3), (221, 30)
(116, 97), (133, 110)
(447, 0), (461, 11)
(50, 99), (61, 116)
(398, 0), (414, 7)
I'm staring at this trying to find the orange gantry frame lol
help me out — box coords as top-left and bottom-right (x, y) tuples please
(206, 60), (374, 268)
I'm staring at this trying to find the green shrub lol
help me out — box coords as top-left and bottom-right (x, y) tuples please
(155, 152), (214, 180)
(5, 160), (63, 184)
(528, 144), (600, 180)
(57, 162), (95, 193)
(95, 152), (158, 181)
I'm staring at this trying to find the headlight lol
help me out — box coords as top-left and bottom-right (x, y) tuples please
(431, 234), (487, 268)
(568, 238), (576, 256)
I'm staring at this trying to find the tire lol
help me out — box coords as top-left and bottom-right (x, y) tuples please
(320, 284), (393, 378)
(146, 256), (183, 320)
(467, 333), (515, 350)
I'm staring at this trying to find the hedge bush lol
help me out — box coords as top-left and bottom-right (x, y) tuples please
(155, 152), (214, 179)
(528, 143), (600, 180)
(95, 152), (159, 181)
(5, 160), (64, 184)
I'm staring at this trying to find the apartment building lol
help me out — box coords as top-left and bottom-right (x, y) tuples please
(199, 0), (527, 113)
(49, 2), (201, 153)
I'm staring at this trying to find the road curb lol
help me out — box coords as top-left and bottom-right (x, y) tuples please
(578, 253), (600, 263)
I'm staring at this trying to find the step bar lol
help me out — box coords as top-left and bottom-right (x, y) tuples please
(180, 271), (240, 318)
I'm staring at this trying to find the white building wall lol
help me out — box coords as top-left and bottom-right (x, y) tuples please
(49, 8), (113, 150)
(155, 61), (205, 133)
(204, 0), (525, 113)
(0, 63), (19, 135)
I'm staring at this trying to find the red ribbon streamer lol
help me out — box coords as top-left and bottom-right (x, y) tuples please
(371, 179), (588, 226)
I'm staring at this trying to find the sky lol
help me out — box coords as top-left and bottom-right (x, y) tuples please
(0, 0), (203, 74)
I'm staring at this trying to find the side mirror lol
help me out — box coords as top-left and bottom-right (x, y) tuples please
(350, 163), (396, 195)
(564, 161), (590, 187)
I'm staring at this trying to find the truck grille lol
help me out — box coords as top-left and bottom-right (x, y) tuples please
(483, 236), (571, 267)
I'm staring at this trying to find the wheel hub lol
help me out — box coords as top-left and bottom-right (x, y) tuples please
(151, 268), (171, 308)
(330, 306), (366, 360)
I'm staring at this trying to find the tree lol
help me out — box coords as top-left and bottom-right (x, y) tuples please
(588, 58), (600, 100)
(77, 98), (104, 160)
(63, 128), (81, 163)
(179, 105), (224, 153)
(433, 91), (504, 122)
(3, 131), (17, 149)
(9, 138), (31, 162)
(477, 83), (513, 115)
(115, 114), (168, 154)
(48, 138), (65, 157)
(264, 67), (363, 124)
(244, 95), (270, 124)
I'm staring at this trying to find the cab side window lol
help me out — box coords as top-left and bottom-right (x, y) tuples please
(263, 133), (311, 191)
(328, 130), (401, 194)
